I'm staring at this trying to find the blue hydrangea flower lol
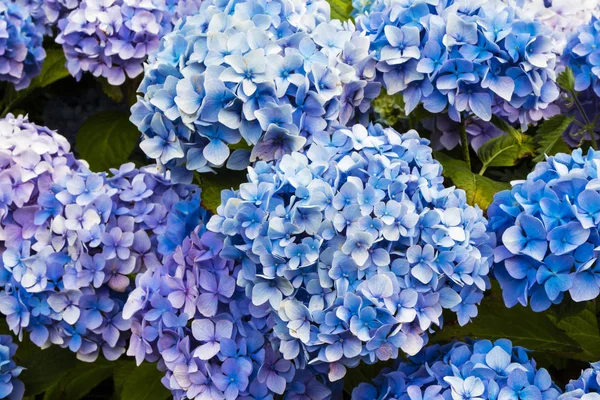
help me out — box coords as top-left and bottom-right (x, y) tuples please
(0, 335), (24, 400)
(354, 0), (560, 131)
(504, 0), (600, 54)
(123, 226), (336, 400)
(352, 339), (561, 400)
(562, 362), (600, 400)
(207, 123), (494, 381)
(131, 0), (379, 182)
(0, 0), (46, 90)
(0, 114), (204, 361)
(488, 148), (600, 311)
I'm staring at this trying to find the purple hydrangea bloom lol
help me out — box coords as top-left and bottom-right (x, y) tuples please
(0, 0), (46, 90)
(0, 335), (24, 400)
(352, 339), (560, 400)
(0, 114), (204, 361)
(131, 0), (379, 182)
(488, 148), (600, 312)
(55, 0), (192, 86)
(123, 226), (335, 399)
(207, 123), (494, 381)
(354, 0), (560, 131)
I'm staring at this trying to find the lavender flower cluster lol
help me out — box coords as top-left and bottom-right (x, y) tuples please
(489, 149), (600, 311)
(55, 0), (178, 85)
(0, 114), (203, 361)
(0, 0), (45, 90)
(123, 226), (334, 400)
(352, 339), (561, 400)
(0, 335), (23, 400)
(131, 0), (380, 182)
(207, 123), (494, 381)
(354, 0), (560, 129)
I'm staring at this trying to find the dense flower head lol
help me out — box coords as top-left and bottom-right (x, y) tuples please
(563, 363), (600, 400)
(0, 0), (46, 90)
(504, 0), (600, 54)
(123, 226), (335, 400)
(131, 0), (380, 182)
(55, 0), (187, 86)
(354, 0), (560, 130)
(562, 17), (600, 99)
(0, 335), (24, 400)
(207, 123), (494, 381)
(352, 339), (561, 400)
(488, 148), (600, 311)
(0, 114), (204, 361)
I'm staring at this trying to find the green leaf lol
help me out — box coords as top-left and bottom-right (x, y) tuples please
(434, 152), (511, 210)
(99, 77), (124, 103)
(328, 0), (353, 21)
(16, 343), (78, 396)
(548, 301), (600, 361)
(533, 114), (573, 162)
(76, 111), (140, 172)
(432, 283), (581, 354)
(28, 49), (70, 90)
(117, 362), (170, 400)
(557, 67), (576, 92)
(197, 170), (248, 213)
(43, 362), (113, 400)
(489, 115), (520, 136)
(477, 132), (536, 170)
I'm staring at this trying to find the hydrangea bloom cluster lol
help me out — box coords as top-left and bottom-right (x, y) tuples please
(0, 0), (46, 90)
(0, 335), (24, 400)
(488, 148), (600, 311)
(563, 363), (600, 400)
(505, 0), (600, 54)
(354, 0), (560, 129)
(0, 114), (203, 361)
(55, 0), (180, 85)
(208, 123), (494, 381)
(352, 339), (561, 400)
(131, 0), (380, 182)
(562, 17), (600, 99)
(123, 226), (334, 400)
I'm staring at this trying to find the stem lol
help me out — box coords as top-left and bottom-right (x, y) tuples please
(479, 165), (488, 176)
(459, 118), (471, 169)
(572, 91), (598, 150)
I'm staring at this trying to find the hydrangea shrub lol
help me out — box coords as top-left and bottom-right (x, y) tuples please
(489, 149), (600, 311)
(130, 0), (380, 181)
(352, 339), (561, 400)
(0, 114), (203, 361)
(207, 123), (494, 381)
